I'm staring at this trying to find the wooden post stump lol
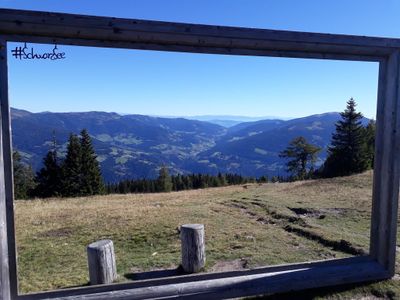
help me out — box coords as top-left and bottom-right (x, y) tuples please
(87, 239), (117, 285)
(180, 224), (205, 273)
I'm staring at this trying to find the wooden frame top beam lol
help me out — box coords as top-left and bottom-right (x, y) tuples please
(0, 9), (398, 60)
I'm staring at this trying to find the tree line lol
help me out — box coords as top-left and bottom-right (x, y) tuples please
(279, 98), (375, 180)
(13, 131), (263, 199)
(106, 167), (260, 194)
(13, 129), (104, 199)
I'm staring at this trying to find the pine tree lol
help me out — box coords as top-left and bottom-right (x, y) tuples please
(259, 175), (268, 183)
(364, 119), (376, 168)
(157, 165), (172, 192)
(61, 134), (82, 197)
(80, 129), (104, 196)
(322, 98), (369, 177)
(118, 181), (128, 193)
(174, 174), (184, 191)
(279, 136), (321, 180)
(13, 151), (36, 199)
(34, 148), (62, 198)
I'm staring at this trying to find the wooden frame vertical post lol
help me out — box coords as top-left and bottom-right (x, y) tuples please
(0, 39), (11, 300)
(0, 39), (17, 300)
(370, 53), (400, 276)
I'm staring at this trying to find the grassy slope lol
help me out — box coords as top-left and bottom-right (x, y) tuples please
(15, 171), (400, 298)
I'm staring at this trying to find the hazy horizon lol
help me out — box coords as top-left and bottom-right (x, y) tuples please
(12, 106), (354, 122)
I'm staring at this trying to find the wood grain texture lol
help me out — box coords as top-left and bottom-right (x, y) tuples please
(0, 38), (13, 300)
(0, 8), (397, 48)
(17, 258), (388, 300)
(2, 35), (385, 62)
(370, 60), (387, 262)
(180, 224), (205, 273)
(0, 9), (396, 61)
(370, 52), (400, 276)
(16, 256), (371, 300)
(87, 240), (117, 285)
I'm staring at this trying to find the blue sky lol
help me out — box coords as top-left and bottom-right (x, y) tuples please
(2, 1), (400, 119)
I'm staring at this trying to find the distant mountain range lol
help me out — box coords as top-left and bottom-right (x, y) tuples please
(183, 115), (291, 128)
(11, 108), (369, 182)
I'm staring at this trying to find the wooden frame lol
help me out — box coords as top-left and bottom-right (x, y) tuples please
(0, 8), (398, 300)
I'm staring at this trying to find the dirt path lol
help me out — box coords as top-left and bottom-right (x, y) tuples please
(224, 198), (365, 256)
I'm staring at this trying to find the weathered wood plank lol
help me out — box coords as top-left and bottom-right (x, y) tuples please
(370, 52), (400, 275)
(0, 8), (399, 49)
(180, 224), (205, 273)
(0, 38), (13, 300)
(16, 257), (374, 300)
(2, 36), (382, 63)
(2, 27), (387, 60)
(87, 240), (117, 285)
(0, 37), (18, 299)
(2, 34), (384, 62)
(370, 59), (387, 260)
(0, 9), (396, 61)
(18, 259), (388, 300)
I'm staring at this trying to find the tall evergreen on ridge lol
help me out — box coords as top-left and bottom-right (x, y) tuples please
(322, 98), (369, 177)
(61, 133), (82, 197)
(13, 150), (36, 199)
(80, 129), (105, 195)
(34, 136), (62, 198)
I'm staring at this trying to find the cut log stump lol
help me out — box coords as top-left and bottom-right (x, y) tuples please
(87, 239), (117, 285)
(180, 224), (205, 273)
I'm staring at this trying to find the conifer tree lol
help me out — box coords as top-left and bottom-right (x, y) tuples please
(364, 119), (376, 168)
(210, 176), (220, 187)
(218, 172), (227, 186)
(157, 165), (172, 192)
(62, 134), (82, 197)
(322, 98), (369, 177)
(34, 147), (62, 198)
(13, 151), (36, 199)
(80, 129), (104, 195)
(174, 174), (184, 191)
(279, 136), (321, 180)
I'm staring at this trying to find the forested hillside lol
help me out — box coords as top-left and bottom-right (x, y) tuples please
(11, 108), (369, 181)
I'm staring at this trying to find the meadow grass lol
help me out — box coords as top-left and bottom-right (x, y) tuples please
(15, 171), (400, 298)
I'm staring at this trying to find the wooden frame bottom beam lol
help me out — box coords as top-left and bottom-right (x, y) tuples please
(17, 257), (388, 300)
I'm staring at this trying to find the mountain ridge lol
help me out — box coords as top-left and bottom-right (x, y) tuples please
(10, 108), (369, 182)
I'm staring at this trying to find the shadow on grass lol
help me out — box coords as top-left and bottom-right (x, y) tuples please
(124, 266), (185, 281)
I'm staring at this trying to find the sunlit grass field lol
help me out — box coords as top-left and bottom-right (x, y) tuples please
(15, 171), (400, 298)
